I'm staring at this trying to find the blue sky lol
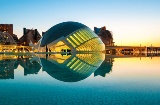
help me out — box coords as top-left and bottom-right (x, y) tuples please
(1, 0), (160, 46)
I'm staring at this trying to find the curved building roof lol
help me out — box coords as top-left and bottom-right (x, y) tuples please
(40, 21), (88, 47)
(0, 31), (16, 44)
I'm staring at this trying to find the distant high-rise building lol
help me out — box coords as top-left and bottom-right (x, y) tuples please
(94, 26), (114, 46)
(19, 28), (41, 46)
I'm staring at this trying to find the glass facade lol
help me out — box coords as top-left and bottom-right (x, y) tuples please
(49, 41), (70, 52)
(43, 27), (105, 52)
(65, 27), (105, 52)
(38, 22), (105, 53)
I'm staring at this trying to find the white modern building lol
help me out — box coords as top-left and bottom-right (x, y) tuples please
(32, 21), (105, 52)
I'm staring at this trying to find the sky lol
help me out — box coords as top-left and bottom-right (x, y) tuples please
(0, 0), (160, 46)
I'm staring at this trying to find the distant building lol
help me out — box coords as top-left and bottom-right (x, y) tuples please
(94, 26), (114, 46)
(19, 28), (41, 46)
(0, 24), (19, 44)
(0, 31), (16, 45)
(12, 34), (19, 43)
(0, 24), (13, 35)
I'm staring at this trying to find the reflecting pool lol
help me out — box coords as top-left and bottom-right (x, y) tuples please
(0, 53), (160, 105)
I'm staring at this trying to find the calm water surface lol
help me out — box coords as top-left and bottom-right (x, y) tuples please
(0, 54), (160, 105)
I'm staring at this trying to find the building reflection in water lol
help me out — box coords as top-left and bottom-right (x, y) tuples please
(0, 53), (159, 82)
(0, 55), (41, 79)
(0, 53), (105, 82)
(0, 59), (16, 79)
(40, 53), (105, 82)
(0, 53), (159, 81)
(94, 57), (114, 77)
(17, 57), (41, 76)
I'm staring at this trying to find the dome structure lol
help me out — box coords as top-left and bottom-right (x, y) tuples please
(40, 22), (86, 47)
(0, 32), (16, 44)
(37, 21), (105, 52)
